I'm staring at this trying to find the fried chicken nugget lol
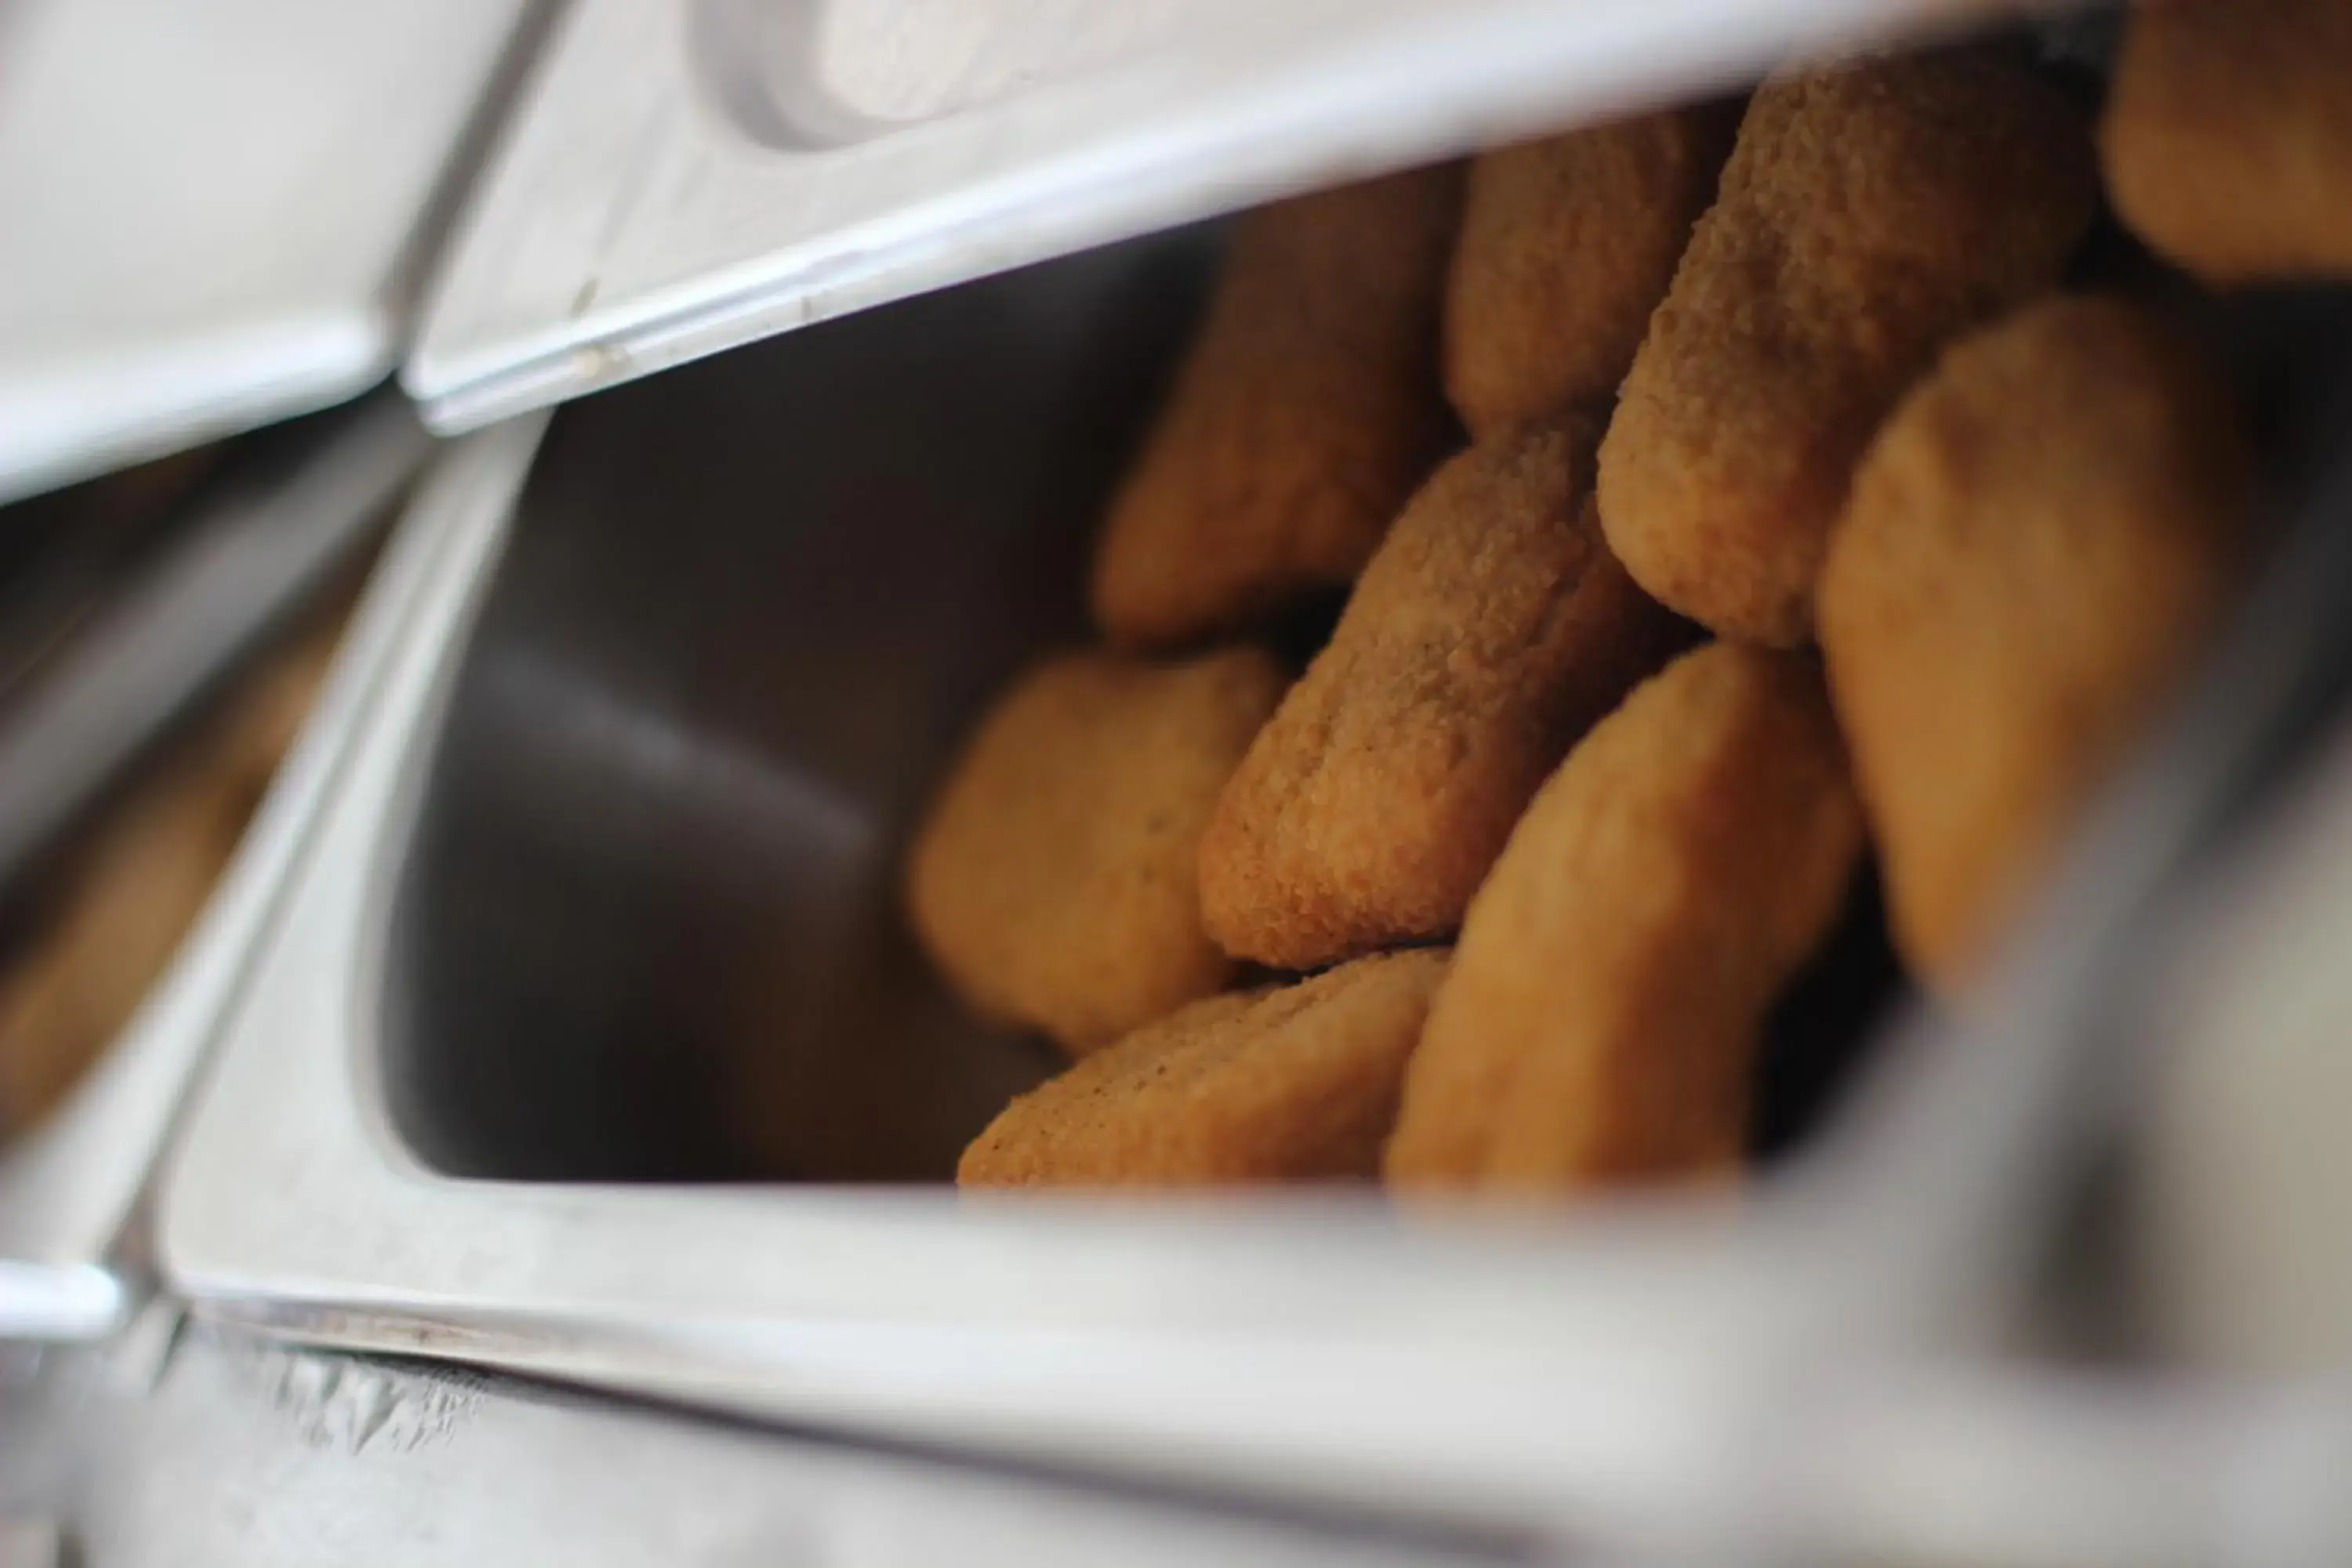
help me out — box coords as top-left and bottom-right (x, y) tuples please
(1385, 644), (1861, 1190)
(1596, 52), (2097, 648)
(1818, 297), (2253, 988)
(1198, 416), (1690, 971)
(1091, 167), (1463, 648)
(959, 947), (1450, 1186)
(2103, 0), (2352, 283)
(1444, 104), (1738, 437)
(907, 646), (1287, 1056)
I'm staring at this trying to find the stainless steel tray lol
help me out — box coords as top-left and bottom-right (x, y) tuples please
(403, 0), (2074, 434)
(163, 222), (2352, 1560)
(0, 407), (454, 1335)
(0, 0), (540, 503)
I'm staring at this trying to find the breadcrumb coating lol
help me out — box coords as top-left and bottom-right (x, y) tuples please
(1200, 416), (1688, 970)
(1093, 167), (1463, 648)
(908, 646), (1287, 1054)
(1818, 296), (2253, 985)
(960, 948), (1449, 1186)
(1386, 643), (1860, 1189)
(1597, 51), (2096, 646)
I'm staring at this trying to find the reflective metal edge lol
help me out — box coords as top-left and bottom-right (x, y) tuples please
(405, 0), (2072, 434)
(0, 417), (477, 1337)
(0, 0), (541, 504)
(5, 1320), (1523, 1568)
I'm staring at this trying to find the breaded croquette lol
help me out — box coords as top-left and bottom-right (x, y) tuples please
(907, 647), (1287, 1056)
(1385, 644), (1861, 1190)
(1199, 416), (1688, 971)
(1091, 167), (1463, 649)
(2103, 0), (2352, 282)
(1444, 104), (1738, 437)
(959, 948), (1450, 1186)
(1596, 51), (2097, 647)
(1818, 296), (2253, 987)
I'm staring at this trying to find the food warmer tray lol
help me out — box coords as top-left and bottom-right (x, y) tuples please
(3, 2), (2350, 1563)
(163, 236), (2352, 1562)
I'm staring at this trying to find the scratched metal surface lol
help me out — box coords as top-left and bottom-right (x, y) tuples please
(0, 1319), (1516, 1568)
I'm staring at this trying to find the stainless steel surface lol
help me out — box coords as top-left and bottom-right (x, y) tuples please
(0, 0), (538, 503)
(0, 412), (504, 1325)
(0, 394), (430, 902)
(165, 228), (2352, 1558)
(4, 1319), (1508, 1568)
(383, 237), (1185, 1181)
(0, 1261), (118, 1342)
(2140, 720), (2352, 1375)
(11, 1323), (2351, 1568)
(405, 0), (2072, 433)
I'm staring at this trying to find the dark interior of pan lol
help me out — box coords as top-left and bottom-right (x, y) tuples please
(381, 230), (1221, 1180)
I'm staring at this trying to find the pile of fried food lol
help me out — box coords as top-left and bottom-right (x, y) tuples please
(913, 0), (2350, 1192)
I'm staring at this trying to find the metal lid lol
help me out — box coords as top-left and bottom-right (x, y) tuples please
(0, 0), (537, 504)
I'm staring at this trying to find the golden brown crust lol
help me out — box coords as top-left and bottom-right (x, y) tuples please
(1596, 51), (2096, 648)
(1818, 296), (2253, 986)
(1444, 104), (1737, 437)
(1385, 643), (1861, 1190)
(2103, 0), (2352, 283)
(1198, 417), (1689, 971)
(906, 646), (1287, 1055)
(1091, 167), (1464, 649)
(959, 947), (1450, 1186)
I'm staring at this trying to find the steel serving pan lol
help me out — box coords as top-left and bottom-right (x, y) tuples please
(167, 216), (2352, 1559)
